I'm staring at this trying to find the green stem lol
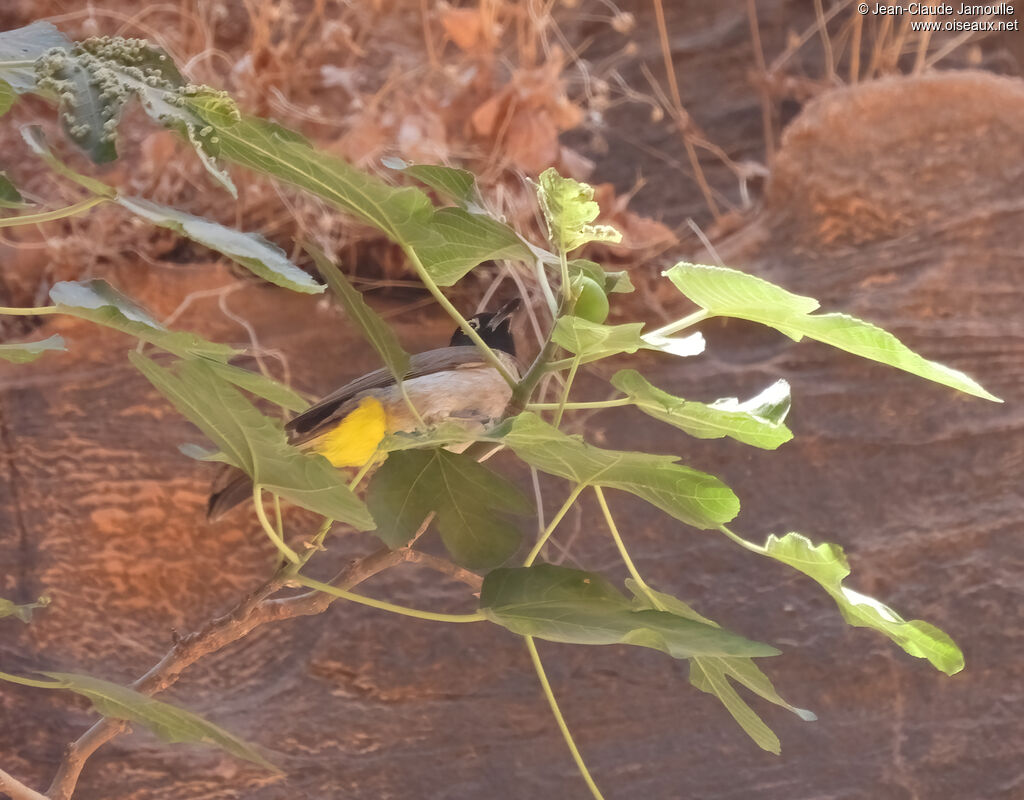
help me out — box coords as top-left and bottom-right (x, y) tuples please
(528, 397), (631, 411)
(252, 485), (300, 564)
(292, 574), (486, 623)
(717, 524), (766, 555)
(524, 484), (585, 566)
(293, 517), (334, 570)
(646, 308), (711, 339)
(347, 457), (376, 491)
(594, 486), (664, 610)
(510, 334), (558, 412)
(0, 196), (108, 228)
(552, 355), (581, 428)
(558, 247), (572, 304)
(398, 381), (426, 427)
(401, 245), (516, 387)
(544, 357), (578, 372)
(524, 637), (606, 800)
(0, 305), (58, 316)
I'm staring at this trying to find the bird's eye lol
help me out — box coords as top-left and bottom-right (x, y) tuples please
(469, 319), (479, 329)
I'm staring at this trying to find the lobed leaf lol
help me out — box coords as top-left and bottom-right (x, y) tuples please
(383, 157), (480, 209)
(481, 564), (779, 658)
(759, 531), (964, 675)
(205, 361), (309, 413)
(366, 449), (530, 569)
(664, 263), (999, 401)
(0, 21), (70, 93)
(497, 412), (739, 529)
(553, 316), (705, 364)
(50, 279), (237, 361)
(0, 334), (66, 364)
(131, 354), (373, 529)
(0, 595), (49, 623)
(0, 669), (275, 770)
(567, 258), (634, 294)
(535, 168), (622, 253)
(306, 243), (410, 379)
(628, 581), (814, 754)
(611, 370), (793, 450)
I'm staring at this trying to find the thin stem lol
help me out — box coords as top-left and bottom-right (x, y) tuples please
(543, 357), (578, 373)
(558, 247), (572, 304)
(398, 381), (426, 427)
(0, 196), (108, 228)
(347, 457), (376, 491)
(646, 308), (711, 339)
(252, 485), (300, 563)
(401, 245), (516, 386)
(273, 494), (284, 540)
(525, 637), (606, 800)
(534, 256), (559, 317)
(717, 524), (766, 555)
(552, 355), (581, 428)
(292, 574), (486, 623)
(524, 484), (585, 566)
(528, 397), (631, 411)
(0, 305), (58, 316)
(0, 670), (64, 690)
(510, 334), (559, 412)
(293, 517), (334, 570)
(594, 486), (664, 610)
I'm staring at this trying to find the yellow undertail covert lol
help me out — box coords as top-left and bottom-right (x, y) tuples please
(311, 396), (387, 468)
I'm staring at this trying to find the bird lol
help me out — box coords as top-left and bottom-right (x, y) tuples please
(206, 298), (522, 520)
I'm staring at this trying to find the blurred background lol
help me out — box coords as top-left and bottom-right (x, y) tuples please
(1, 1), (1022, 798)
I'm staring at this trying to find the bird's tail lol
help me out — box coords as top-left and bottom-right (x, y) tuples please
(207, 466), (254, 521)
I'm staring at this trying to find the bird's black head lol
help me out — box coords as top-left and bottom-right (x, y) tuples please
(449, 297), (520, 357)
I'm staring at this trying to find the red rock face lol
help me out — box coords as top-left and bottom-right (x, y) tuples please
(2, 8), (1023, 800)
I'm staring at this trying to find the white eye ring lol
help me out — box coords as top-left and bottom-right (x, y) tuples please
(469, 319), (479, 329)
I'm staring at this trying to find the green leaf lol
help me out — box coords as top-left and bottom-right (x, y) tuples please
(0, 78), (15, 117)
(118, 196), (322, 294)
(567, 258), (634, 294)
(759, 531), (964, 675)
(0, 334), (66, 364)
(536, 168), (622, 253)
(0, 669), (275, 770)
(0, 595), (49, 623)
(0, 22), (70, 93)
(131, 354), (373, 529)
(611, 370), (793, 450)
(50, 280), (237, 361)
(379, 421), (481, 453)
(481, 564), (779, 658)
(366, 449), (530, 569)
(628, 581), (814, 754)
(205, 361), (309, 413)
(664, 263), (1000, 402)
(552, 316), (705, 365)
(21, 125), (117, 196)
(185, 98), (531, 285)
(305, 243), (410, 378)
(497, 412), (739, 529)
(383, 157), (480, 208)
(0, 170), (28, 209)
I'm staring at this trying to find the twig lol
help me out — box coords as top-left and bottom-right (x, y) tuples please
(0, 767), (50, 800)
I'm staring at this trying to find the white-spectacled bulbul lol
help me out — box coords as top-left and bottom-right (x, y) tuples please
(207, 298), (521, 519)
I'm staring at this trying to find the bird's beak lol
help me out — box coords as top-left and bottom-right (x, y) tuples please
(488, 297), (521, 327)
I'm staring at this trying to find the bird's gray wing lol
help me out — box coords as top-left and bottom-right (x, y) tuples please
(285, 346), (499, 446)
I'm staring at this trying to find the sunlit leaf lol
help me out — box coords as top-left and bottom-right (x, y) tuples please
(131, 354), (373, 529)
(497, 412), (739, 529)
(481, 564), (779, 658)
(0, 669), (275, 770)
(21, 125), (115, 196)
(0, 595), (49, 623)
(383, 157), (480, 208)
(206, 361), (309, 413)
(185, 98), (532, 285)
(757, 531), (964, 675)
(120, 196), (322, 293)
(0, 334), (65, 364)
(50, 280), (237, 361)
(305, 243), (409, 379)
(664, 263), (999, 402)
(536, 168), (622, 253)
(628, 581), (814, 754)
(367, 449), (530, 569)
(0, 78), (15, 117)
(553, 316), (704, 364)
(611, 370), (793, 449)
(0, 22), (70, 93)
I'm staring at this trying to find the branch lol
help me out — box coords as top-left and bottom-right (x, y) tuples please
(45, 545), (406, 800)
(0, 767), (50, 800)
